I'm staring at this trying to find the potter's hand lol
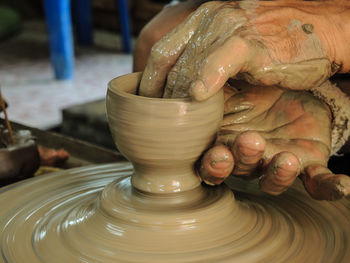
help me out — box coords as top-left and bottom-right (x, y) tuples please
(199, 81), (350, 201)
(139, 1), (350, 99)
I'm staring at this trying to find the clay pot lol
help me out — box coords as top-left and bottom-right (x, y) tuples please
(1, 73), (350, 263)
(0, 130), (40, 185)
(106, 72), (224, 194)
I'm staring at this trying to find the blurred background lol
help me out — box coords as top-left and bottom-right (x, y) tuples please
(0, 0), (348, 183)
(0, 0), (168, 147)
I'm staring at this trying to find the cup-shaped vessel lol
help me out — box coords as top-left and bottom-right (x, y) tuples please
(107, 73), (224, 194)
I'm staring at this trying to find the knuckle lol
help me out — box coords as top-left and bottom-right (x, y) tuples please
(232, 37), (250, 52)
(149, 43), (168, 65)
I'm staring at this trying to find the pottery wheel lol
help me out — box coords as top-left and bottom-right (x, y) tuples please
(0, 162), (349, 263)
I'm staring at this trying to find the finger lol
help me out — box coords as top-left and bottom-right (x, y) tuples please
(139, 5), (209, 98)
(163, 65), (180, 98)
(199, 144), (234, 185)
(259, 152), (300, 195)
(302, 165), (350, 201)
(164, 58), (192, 98)
(164, 4), (232, 99)
(190, 36), (255, 101)
(230, 131), (266, 178)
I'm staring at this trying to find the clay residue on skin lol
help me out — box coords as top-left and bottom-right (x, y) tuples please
(302, 23), (314, 34)
(214, 80), (349, 200)
(162, 4), (248, 99)
(0, 73), (350, 262)
(139, 3), (214, 98)
(310, 81), (350, 155)
(287, 19), (327, 62)
(139, 2), (339, 101)
(302, 165), (349, 200)
(240, 18), (331, 90)
(239, 58), (331, 90)
(239, 0), (259, 17)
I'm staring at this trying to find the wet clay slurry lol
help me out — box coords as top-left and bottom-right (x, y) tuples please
(0, 163), (350, 262)
(0, 73), (350, 262)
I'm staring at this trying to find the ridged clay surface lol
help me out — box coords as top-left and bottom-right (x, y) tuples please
(0, 73), (349, 262)
(0, 163), (349, 262)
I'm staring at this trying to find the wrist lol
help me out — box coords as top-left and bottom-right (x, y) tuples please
(333, 74), (350, 153)
(310, 80), (350, 155)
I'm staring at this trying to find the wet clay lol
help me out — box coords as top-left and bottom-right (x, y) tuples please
(0, 73), (350, 262)
(139, 1), (337, 101)
(238, 58), (330, 91)
(0, 163), (350, 263)
(107, 72), (224, 194)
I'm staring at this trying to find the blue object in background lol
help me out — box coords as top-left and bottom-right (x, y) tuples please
(44, 0), (132, 80)
(44, 0), (74, 80)
(115, 0), (132, 53)
(72, 0), (93, 46)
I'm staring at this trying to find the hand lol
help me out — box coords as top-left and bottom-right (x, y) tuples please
(139, 1), (349, 99)
(198, 80), (350, 201)
(38, 146), (69, 167)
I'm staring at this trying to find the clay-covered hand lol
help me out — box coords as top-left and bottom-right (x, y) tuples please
(139, 1), (349, 100)
(198, 80), (350, 201)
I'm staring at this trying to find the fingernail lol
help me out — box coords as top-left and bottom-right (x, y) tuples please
(199, 160), (227, 186)
(190, 80), (208, 101)
(199, 165), (216, 186)
(202, 173), (224, 186)
(202, 178), (216, 186)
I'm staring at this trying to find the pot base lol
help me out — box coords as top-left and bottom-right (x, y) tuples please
(0, 163), (350, 262)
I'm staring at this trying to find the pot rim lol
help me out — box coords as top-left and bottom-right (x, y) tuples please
(107, 72), (192, 103)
